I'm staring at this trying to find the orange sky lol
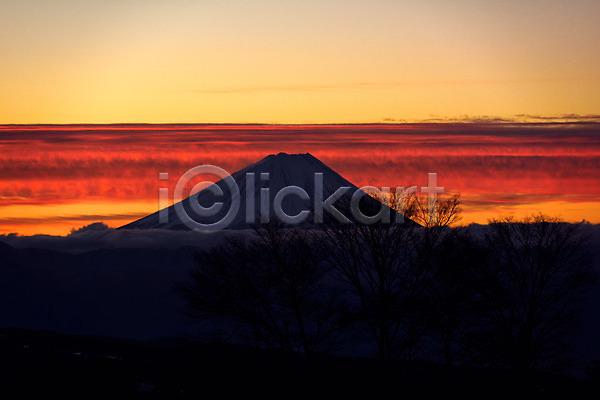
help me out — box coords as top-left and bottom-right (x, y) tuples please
(1, 2), (598, 234)
(0, 1), (599, 124)
(1, 123), (598, 235)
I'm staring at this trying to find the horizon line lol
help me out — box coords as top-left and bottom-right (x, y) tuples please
(2, 120), (600, 127)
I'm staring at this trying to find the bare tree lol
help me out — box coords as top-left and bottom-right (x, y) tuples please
(176, 224), (345, 359)
(477, 214), (595, 375)
(372, 188), (462, 272)
(322, 219), (418, 360)
(369, 186), (461, 229)
(322, 190), (462, 361)
(422, 227), (489, 371)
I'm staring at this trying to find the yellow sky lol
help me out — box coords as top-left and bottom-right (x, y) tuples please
(3, 199), (598, 237)
(0, 0), (599, 123)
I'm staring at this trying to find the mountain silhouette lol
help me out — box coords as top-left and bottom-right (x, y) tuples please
(120, 152), (417, 231)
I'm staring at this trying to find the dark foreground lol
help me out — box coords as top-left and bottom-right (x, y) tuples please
(1, 328), (598, 398)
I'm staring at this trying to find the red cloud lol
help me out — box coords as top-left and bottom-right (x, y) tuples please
(1, 123), (599, 232)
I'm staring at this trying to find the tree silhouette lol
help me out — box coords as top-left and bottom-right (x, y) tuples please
(422, 227), (489, 372)
(322, 191), (462, 361)
(176, 224), (344, 359)
(177, 192), (595, 381)
(322, 218), (418, 360)
(476, 214), (595, 375)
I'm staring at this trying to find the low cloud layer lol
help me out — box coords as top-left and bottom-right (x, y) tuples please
(0, 222), (240, 253)
(2, 221), (599, 257)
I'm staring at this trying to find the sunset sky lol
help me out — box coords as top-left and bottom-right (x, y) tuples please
(1, 0), (599, 123)
(0, 1), (599, 235)
(1, 123), (599, 235)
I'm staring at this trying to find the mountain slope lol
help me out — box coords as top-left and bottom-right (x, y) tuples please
(120, 152), (417, 231)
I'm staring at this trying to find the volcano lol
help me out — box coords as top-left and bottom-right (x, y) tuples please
(120, 153), (417, 231)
